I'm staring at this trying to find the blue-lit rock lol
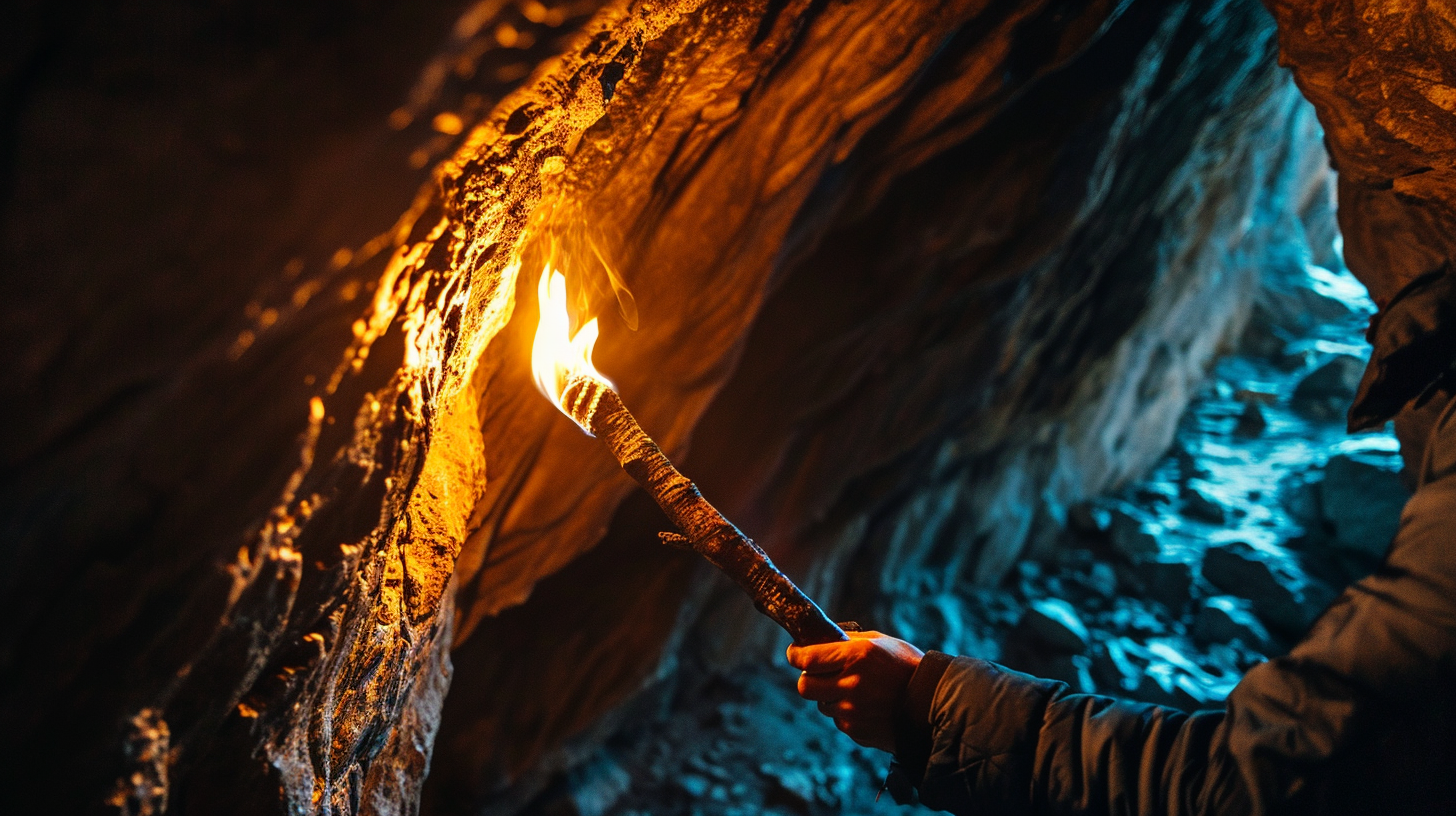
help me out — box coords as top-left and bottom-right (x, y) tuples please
(1291, 354), (1366, 419)
(1107, 507), (1163, 562)
(1019, 599), (1091, 654)
(1201, 542), (1335, 635)
(1193, 596), (1274, 653)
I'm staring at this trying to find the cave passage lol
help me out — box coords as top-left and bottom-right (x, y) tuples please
(2, 1), (1454, 815)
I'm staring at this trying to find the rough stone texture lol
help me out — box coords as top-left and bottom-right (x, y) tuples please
(1266, 0), (1456, 307)
(1109, 507), (1165, 561)
(0, 1), (614, 813)
(1018, 599), (1091, 654)
(1193, 595), (1274, 652)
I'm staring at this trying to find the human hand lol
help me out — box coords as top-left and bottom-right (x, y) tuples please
(786, 630), (924, 752)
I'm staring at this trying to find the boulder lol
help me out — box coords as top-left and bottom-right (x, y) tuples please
(1181, 484), (1228, 524)
(1019, 599), (1090, 653)
(1107, 507), (1162, 561)
(1319, 449), (1408, 559)
(1291, 354), (1366, 420)
(1201, 541), (1335, 635)
(1193, 595), (1274, 652)
(1128, 558), (1196, 610)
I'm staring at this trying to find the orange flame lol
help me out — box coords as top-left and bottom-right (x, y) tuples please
(531, 268), (612, 429)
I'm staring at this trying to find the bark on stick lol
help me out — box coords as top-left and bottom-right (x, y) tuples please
(563, 376), (847, 646)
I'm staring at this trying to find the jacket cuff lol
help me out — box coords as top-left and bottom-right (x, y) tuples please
(892, 650), (953, 782)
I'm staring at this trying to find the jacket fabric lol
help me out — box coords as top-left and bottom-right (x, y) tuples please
(895, 398), (1456, 815)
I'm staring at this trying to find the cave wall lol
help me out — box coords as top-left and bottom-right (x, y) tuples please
(0, 1), (608, 813)
(427, 0), (1339, 812)
(2, 0), (1449, 815)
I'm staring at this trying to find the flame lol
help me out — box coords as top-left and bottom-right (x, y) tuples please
(531, 268), (613, 426)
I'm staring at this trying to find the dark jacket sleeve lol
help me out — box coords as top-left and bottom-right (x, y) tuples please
(897, 477), (1456, 816)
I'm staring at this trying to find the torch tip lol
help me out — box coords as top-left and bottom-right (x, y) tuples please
(561, 375), (614, 434)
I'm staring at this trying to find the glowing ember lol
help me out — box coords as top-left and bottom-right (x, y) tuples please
(531, 269), (613, 431)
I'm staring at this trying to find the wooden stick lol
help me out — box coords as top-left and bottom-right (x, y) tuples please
(562, 376), (847, 646)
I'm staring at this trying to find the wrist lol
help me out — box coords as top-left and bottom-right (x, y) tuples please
(892, 650), (953, 782)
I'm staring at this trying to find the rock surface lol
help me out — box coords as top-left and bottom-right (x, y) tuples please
(1018, 599), (1090, 654)
(1291, 354), (1365, 419)
(1194, 596), (1274, 652)
(1267, 0), (1456, 305)
(1202, 541), (1336, 635)
(567, 151), (1396, 814)
(1108, 507), (1164, 562)
(430, 1), (1341, 811)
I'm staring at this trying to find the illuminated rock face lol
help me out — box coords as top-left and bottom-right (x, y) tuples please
(1, 1), (1452, 815)
(427, 1), (1336, 810)
(1265, 0), (1456, 307)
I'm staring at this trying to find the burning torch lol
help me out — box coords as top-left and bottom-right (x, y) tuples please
(531, 269), (848, 646)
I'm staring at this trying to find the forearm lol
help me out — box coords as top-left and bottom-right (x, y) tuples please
(901, 657), (1248, 816)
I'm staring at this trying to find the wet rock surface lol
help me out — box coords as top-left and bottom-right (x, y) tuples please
(527, 664), (920, 816)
